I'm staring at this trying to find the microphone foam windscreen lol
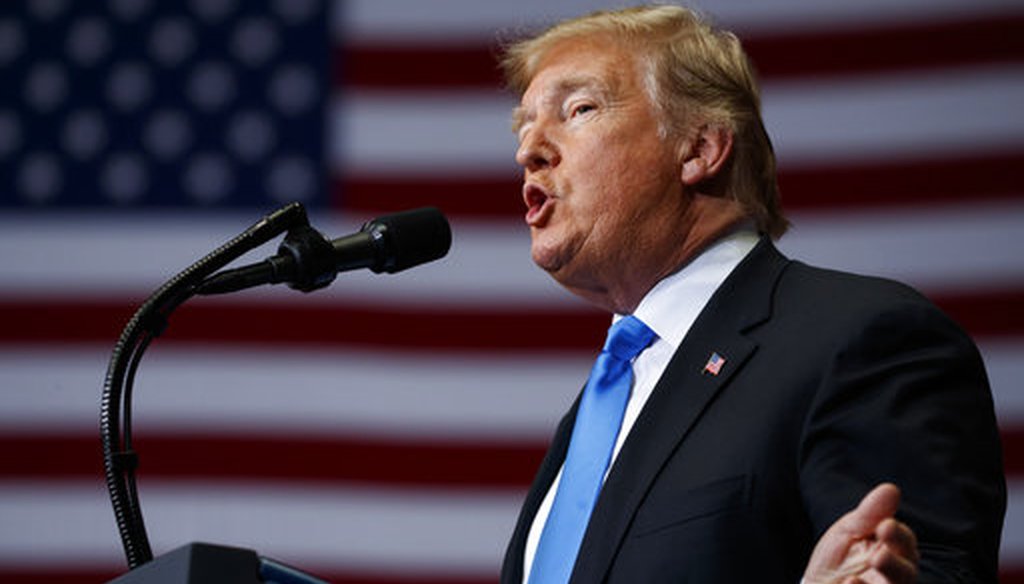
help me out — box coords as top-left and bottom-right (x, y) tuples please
(366, 207), (452, 273)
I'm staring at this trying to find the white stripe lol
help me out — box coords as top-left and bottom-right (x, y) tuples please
(984, 340), (1024, 426)
(0, 212), (573, 306)
(333, 65), (1024, 173)
(1, 202), (1022, 303)
(762, 65), (1024, 166)
(0, 480), (520, 574)
(778, 201), (1024, 292)
(2, 339), (1019, 435)
(338, 0), (1024, 43)
(333, 91), (518, 175)
(0, 347), (585, 440)
(1, 478), (1021, 571)
(1003, 479), (1024, 565)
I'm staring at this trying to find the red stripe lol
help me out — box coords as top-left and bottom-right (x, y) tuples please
(0, 434), (546, 489)
(995, 427), (1024, 476)
(0, 568), (495, 584)
(337, 14), (1024, 89)
(0, 299), (606, 351)
(777, 151), (1024, 213)
(0, 288), (1020, 350)
(741, 13), (1024, 81)
(5, 565), (1024, 584)
(998, 568), (1024, 584)
(0, 565), (495, 577)
(340, 43), (504, 90)
(0, 570), (119, 584)
(5, 427), (1021, 485)
(338, 175), (524, 219)
(929, 289), (1024, 339)
(333, 151), (1024, 219)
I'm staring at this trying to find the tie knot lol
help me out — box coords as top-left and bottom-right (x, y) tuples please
(603, 315), (656, 361)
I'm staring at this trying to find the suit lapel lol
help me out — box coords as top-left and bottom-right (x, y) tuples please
(501, 397), (578, 584)
(570, 237), (790, 582)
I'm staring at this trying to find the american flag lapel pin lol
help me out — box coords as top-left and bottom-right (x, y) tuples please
(702, 352), (726, 376)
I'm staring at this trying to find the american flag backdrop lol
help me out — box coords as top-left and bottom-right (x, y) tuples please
(0, 0), (1022, 582)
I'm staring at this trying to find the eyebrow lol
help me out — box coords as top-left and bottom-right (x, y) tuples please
(511, 75), (610, 136)
(511, 105), (530, 136)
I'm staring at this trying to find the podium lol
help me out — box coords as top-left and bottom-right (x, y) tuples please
(106, 543), (330, 584)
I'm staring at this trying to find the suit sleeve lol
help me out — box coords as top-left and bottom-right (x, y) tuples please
(797, 296), (1006, 583)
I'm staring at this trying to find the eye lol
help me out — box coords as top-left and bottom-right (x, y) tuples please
(570, 103), (596, 118)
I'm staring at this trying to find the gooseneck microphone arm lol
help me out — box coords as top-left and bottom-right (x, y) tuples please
(100, 202), (451, 570)
(196, 206), (452, 295)
(101, 201), (310, 569)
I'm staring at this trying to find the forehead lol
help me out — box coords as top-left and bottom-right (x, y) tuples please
(529, 37), (638, 95)
(513, 38), (643, 122)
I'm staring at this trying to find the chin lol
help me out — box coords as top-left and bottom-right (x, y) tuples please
(537, 257), (581, 291)
(532, 241), (579, 276)
(531, 254), (561, 275)
(530, 241), (557, 270)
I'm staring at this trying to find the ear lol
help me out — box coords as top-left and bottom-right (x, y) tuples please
(679, 124), (734, 187)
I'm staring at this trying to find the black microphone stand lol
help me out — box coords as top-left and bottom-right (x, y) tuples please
(101, 202), (450, 582)
(100, 201), (312, 572)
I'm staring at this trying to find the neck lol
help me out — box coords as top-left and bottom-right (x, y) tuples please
(567, 195), (748, 314)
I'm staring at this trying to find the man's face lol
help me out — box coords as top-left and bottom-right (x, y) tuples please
(513, 38), (687, 303)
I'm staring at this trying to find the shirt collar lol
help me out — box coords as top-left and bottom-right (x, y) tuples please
(624, 227), (760, 351)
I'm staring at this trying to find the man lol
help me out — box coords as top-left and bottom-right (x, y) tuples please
(498, 5), (1005, 583)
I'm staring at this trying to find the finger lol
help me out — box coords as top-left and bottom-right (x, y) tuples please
(860, 572), (888, 584)
(876, 518), (919, 564)
(869, 541), (919, 584)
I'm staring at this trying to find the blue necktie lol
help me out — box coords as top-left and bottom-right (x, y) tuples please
(528, 315), (656, 584)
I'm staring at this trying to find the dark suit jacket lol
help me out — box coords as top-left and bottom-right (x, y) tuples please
(501, 238), (1005, 583)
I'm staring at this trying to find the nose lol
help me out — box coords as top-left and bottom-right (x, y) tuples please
(515, 126), (560, 172)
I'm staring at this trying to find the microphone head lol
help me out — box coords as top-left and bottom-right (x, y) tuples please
(361, 207), (452, 273)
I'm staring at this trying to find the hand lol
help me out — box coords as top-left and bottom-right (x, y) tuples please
(804, 483), (919, 584)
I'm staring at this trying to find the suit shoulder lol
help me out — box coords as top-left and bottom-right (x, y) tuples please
(781, 260), (924, 303)
(773, 260), (973, 345)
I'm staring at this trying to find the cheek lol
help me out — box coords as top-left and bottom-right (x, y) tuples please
(562, 131), (670, 221)
(566, 142), (632, 201)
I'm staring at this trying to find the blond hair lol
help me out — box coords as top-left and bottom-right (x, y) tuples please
(501, 4), (788, 238)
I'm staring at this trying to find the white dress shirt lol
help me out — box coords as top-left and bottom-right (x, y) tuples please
(522, 228), (760, 582)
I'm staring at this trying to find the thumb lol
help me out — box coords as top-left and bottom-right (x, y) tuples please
(842, 482), (901, 538)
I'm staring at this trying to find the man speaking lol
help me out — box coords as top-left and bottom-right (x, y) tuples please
(497, 5), (1005, 583)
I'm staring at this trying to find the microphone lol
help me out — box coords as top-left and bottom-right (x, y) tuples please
(197, 207), (451, 295)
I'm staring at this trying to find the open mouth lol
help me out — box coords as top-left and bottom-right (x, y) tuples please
(523, 183), (553, 226)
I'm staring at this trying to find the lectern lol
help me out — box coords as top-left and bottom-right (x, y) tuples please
(106, 542), (329, 584)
